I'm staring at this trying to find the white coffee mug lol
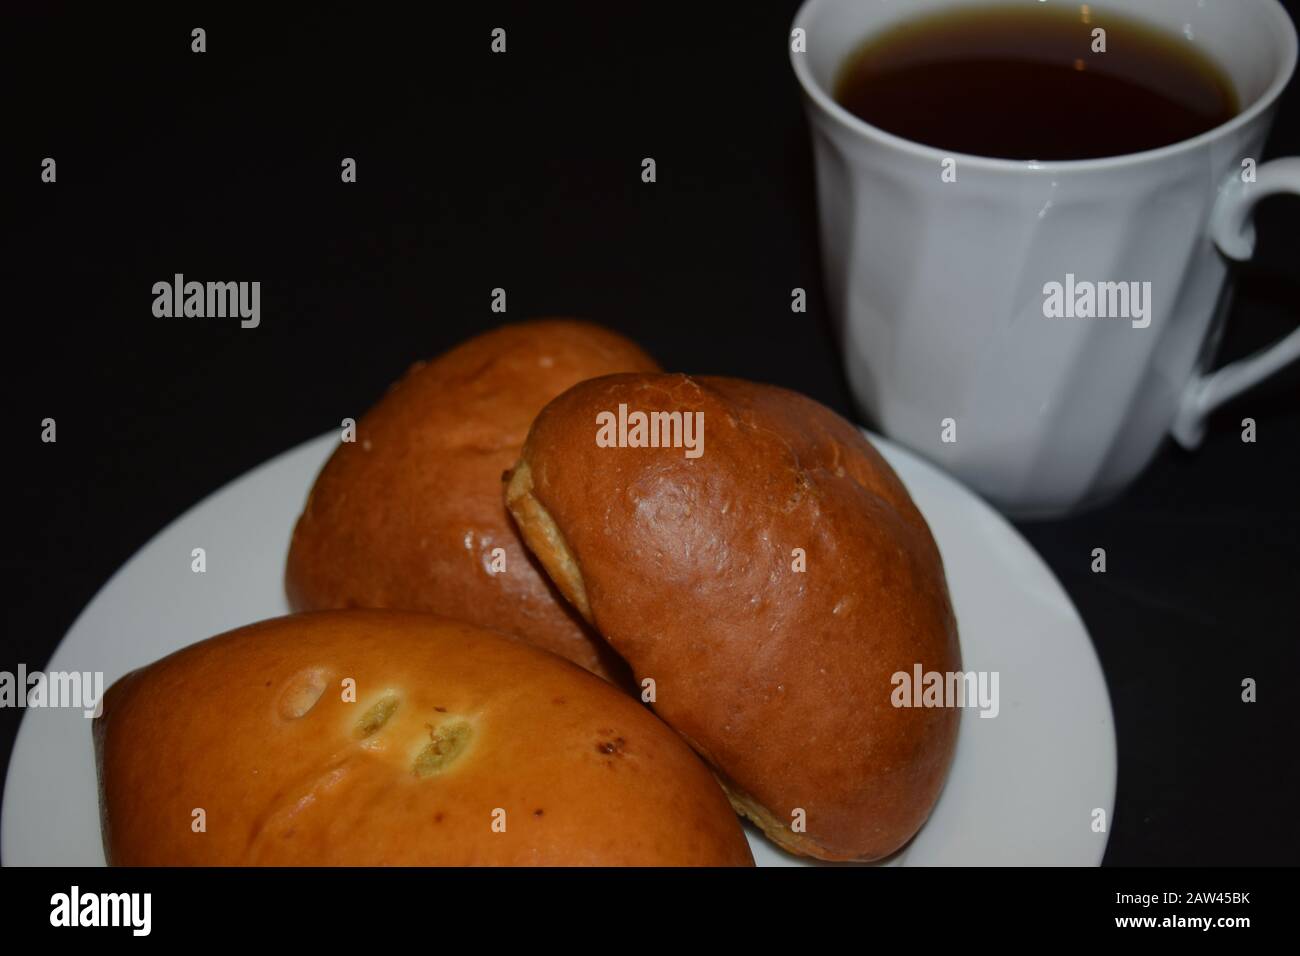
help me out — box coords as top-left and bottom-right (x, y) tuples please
(791, 0), (1300, 517)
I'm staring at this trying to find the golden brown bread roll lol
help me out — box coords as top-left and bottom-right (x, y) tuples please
(505, 373), (961, 861)
(285, 320), (659, 681)
(94, 610), (754, 866)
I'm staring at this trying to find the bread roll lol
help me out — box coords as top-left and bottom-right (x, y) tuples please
(94, 610), (754, 866)
(285, 320), (659, 681)
(505, 373), (961, 861)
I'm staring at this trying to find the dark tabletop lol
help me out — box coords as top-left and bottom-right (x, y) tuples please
(2, 3), (1297, 866)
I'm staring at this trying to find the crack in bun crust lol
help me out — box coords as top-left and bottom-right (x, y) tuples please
(505, 373), (962, 862)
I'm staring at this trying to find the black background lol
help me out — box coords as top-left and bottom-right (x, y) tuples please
(2, 3), (1297, 866)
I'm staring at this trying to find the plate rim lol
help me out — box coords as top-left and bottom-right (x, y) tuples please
(2, 429), (1116, 866)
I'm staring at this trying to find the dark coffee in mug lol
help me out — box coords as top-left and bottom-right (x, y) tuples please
(833, 4), (1239, 160)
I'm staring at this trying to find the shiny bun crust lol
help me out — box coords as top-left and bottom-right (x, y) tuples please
(93, 610), (754, 866)
(285, 320), (659, 681)
(505, 373), (961, 861)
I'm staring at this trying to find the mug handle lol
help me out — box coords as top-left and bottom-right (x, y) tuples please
(1171, 157), (1300, 449)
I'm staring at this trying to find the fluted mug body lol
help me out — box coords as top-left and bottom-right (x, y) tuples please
(793, 0), (1300, 516)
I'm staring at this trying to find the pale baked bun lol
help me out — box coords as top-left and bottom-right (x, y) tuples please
(285, 320), (659, 681)
(93, 610), (754, 866)
(505, 373), (961, 861)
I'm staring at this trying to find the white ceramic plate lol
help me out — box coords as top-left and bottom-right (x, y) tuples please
(2, 431), (1116, 866)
